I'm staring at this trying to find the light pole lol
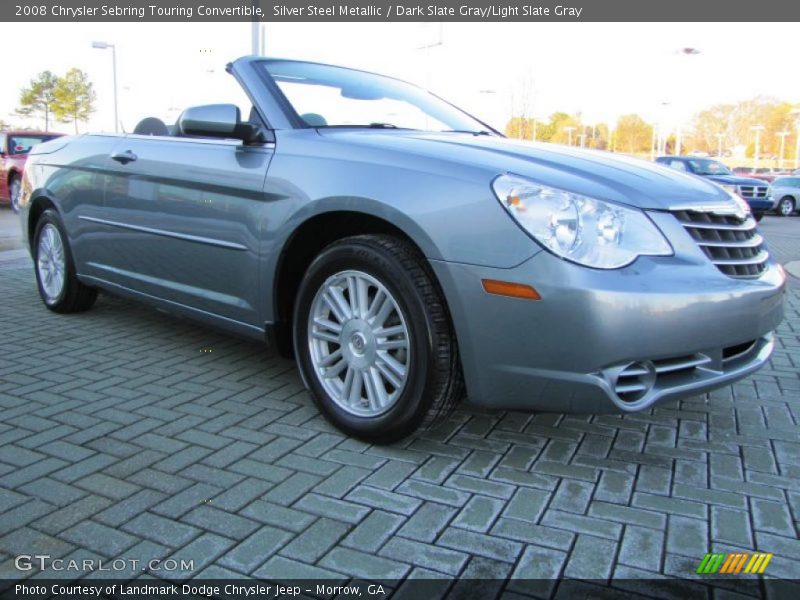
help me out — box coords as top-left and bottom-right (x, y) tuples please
(417, 24), (443, 91)
(672, 48), (700, 156)
(651, 124), (658, 160)
(92, 41), (118, 133)
(564, 126), (576, 146)
(714, 133), (725, 158)
(776, 131), (789, 170)
(658, 101), (670, 155)
(750, 125), (765, 169)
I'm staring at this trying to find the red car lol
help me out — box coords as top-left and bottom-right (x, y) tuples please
(1, 130), (64, 212)
(731, 166), (779, 183)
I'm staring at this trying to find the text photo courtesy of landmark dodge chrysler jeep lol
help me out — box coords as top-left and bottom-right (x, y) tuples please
(19, 57), (786, 441)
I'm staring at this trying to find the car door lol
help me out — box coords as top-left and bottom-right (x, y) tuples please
(99, 132), (273, 328)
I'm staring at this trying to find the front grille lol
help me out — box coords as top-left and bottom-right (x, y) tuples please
(673, 210), (768, 278)
(737, 185), (769, 199)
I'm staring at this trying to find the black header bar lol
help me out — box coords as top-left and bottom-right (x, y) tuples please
(4, 0), (800, 22)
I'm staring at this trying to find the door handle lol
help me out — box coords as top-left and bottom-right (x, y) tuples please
(110, 150), (137, 164)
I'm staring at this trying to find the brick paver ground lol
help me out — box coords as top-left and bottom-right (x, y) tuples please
(1, 213), (799, 593)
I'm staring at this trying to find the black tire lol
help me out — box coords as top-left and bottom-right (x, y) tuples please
(32, 209), (97, 313)
(753, 212), (764, 222)
(777, 196), (795, 217)
(9, 175), (21, 214)
(293, 234), (463, 443)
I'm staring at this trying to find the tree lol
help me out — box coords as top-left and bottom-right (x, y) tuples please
(53, 69), (96, 134)
(684, 98), (797, 161)
(546, 112), (581, 145)
(615, 114), (654, 154)
(18, 71), (59, 131)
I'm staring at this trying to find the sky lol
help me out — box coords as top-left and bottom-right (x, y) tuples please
(1, 22), (798, 134)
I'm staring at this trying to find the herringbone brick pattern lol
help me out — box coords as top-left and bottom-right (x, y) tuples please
(1, 219), (799, 591)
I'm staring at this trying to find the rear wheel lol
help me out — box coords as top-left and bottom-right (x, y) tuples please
(9, 175), (21, 213)
(777, 196), (795, 217)
(33, 209), (97, 313)
(293, 234), (462, 442)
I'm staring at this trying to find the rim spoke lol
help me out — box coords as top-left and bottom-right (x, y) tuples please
(362, 371), (378, 410)
(314, 317), (342, 333)
(329, 285), (353, 321)
(346, 275), (359, 317)
(340, 366), (355, 400)
(312, 328), (339, 344)
(377, 338), (408, 351)
(376, 359), (403, 390)
(365, 289), (385, 320)
(348, 370), (363, 405)
(374, 324), (406, 338)
(369, 367), (389, 407)
(372, 296), (394, 328)
(378, 351), (406, 379)
(323, 290), (347, 323)
(356, 277), (370, 319)
(318, 348), (343, 368)
(324, 357), (348, 379)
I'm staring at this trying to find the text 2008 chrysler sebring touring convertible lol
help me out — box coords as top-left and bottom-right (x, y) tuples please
(20, 57), (785, 441)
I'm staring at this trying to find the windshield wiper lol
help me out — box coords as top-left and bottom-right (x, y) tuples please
(440, 129), (493, 136)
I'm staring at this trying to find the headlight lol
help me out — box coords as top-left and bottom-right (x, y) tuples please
(492, 174), (672, 269)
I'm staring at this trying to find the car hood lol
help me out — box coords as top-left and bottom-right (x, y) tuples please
(317, 130), (736, 210)
(703, 174), (769, 186)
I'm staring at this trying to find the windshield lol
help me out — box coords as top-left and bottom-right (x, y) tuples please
(8, 135), (59, 155)
(260, 60), (492, 134)
(688, 159), (731, 176)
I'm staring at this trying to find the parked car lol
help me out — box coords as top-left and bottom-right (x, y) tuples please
(1, 130), (63, 212)
(19, 57), (785, 441)
(655, 156), (773, 220)
(732, 166), (781, 183)
(770, 176), (800, 216)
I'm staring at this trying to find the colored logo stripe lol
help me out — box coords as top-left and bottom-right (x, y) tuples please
(744, 553), (773, 574)
(697, 552), (772, 574)
(697, 553), (726, 574)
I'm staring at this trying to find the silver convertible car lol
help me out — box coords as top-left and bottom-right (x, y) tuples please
(20, 57), (785, 441)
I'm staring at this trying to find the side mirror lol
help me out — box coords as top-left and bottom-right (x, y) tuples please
(177, 104), (272, 144)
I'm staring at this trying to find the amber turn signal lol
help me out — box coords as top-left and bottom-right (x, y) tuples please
(481, 279), (541, 300)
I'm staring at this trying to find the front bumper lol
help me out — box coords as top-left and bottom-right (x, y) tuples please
(430, 214), (786, 413)
(745, 197), (774, 212)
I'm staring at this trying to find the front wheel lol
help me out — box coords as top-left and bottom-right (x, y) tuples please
(33, 209), (97, 313)
(777, 196), (795, 217)
(9, 175), (21, 213)
(293, 234), (463, 442)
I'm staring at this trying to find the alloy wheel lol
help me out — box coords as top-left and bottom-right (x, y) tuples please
(9, 178), (20, 213)
(37, 223), (66, 303)
(307, 269), (411, 417)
